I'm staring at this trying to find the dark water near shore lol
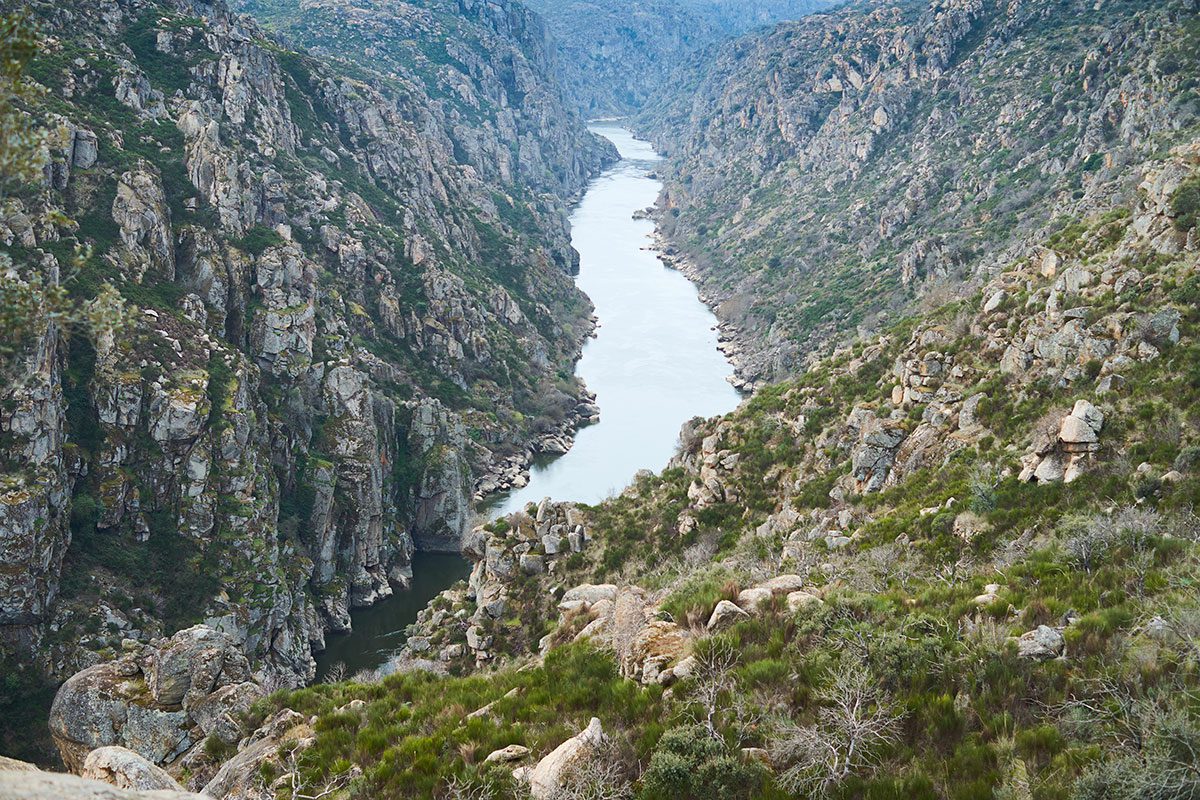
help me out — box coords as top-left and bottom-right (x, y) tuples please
(314, 552), (469, 680)
(313, 126), (739, 680)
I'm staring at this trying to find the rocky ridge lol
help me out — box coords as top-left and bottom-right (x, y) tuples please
(640, 0), (1200, 385)
(0, 0), (612, 760)
(521, 0), (835, 117)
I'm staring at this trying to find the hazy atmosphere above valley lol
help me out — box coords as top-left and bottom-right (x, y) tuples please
(1, 0), (1199, 799)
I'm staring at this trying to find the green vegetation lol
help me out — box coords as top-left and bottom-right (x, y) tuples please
(237, 224), (287, 257)
(641, 724), (765, 800)
(259, 644), (665, 798)
(1171, 176), (1200, 233)
(0, 649), (58, 764)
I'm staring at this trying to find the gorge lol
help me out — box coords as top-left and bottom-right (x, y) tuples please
(491, 125), (742, 515)
(315, 125), (742, 678)
(3, 1), (1200, 799)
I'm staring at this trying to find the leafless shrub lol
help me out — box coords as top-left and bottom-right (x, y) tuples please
(680, 637), (763, 744)
(689, 638), (741, 739)
(1156, 606), (1200, 666)
(1167, 506), (1200, 543)
(322, 662), (347, 684)
(349, 667), (385, 684)
(1066, 679), (1200, 800)
(681, 533), (720, 571)
(843, 544), (903, 593)
(769, 665), (902, 797)
(545, 739), (635, 800)
(1113, 506), (1162, 552)
(1061, 514), (1117, 574)
(1062, 506), (1164, 574)
(441, 774), (495, 800)
(277, 743), (357, 800)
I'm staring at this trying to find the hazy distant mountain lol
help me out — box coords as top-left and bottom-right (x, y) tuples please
(522, 0), (836, 116)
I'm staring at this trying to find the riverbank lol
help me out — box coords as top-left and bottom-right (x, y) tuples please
(306, 125), (743, 678)
(647, 229), (765, 394)
(483, 124), (743, 516)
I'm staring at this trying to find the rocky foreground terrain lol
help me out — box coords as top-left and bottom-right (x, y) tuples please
(3, 0), (1200, 798)
(0, 0), (613, 762)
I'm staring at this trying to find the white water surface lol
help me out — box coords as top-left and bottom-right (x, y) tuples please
(491, 125), (741, 514)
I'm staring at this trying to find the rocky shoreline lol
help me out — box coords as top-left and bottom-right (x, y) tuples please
(473, 381), (603, 503)
(646, 225), (764, 393)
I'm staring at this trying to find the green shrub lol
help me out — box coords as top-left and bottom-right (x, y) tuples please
(1170, 176), (1200, 233)
(236, 225), (286, 256)
(639, 725), (764, 800)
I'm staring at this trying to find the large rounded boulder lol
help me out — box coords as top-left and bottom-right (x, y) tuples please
(49, 626), (264, 775)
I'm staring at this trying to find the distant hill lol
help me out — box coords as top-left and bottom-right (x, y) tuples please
(522, 0), (837, 116)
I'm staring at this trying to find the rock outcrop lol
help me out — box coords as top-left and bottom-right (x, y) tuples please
(2, 0), (614, 721)
(80, 748), (185, 793)
(1020, 401), (1106, 484)
(516, 717), (606, 799)
(0, 770), (204, 800)
(48, 627), (264, 775)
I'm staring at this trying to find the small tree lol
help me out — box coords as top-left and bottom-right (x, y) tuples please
(770, 664), (902, 797)
(687, 637), (742, 740)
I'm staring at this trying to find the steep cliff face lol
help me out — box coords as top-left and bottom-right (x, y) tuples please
(641, 0), (1200, 385)
(0, 0), (612, 716)
(520, 0), (835, 117)
(238, 0), (613, 201)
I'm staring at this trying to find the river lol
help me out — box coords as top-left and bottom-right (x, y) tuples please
(314, 126), (740, 680)
(490, 124), (742, 514)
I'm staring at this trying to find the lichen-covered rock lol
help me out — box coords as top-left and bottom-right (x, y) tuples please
(80, 747), (184, 793)
(848, 410), (907, 493)
(112, 165), (175, 283)
(1016, 626), (1066, 661)
(0, 261), (71, 653)
(706, 600), (750, 631)
(0, 770), (204, 800)
(484, 744), (531, 765)
(49, 627), (264, 775)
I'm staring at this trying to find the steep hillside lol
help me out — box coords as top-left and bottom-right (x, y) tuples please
(236, 0), (611, 199)
(640, 0), (1200, 386)
(223, 134), (1198, 800)
(0, 0), (611, 761)
(521, 0), (835, 117)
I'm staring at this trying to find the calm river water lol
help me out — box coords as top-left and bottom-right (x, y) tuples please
(490, 124), (741, 514)
(315, 126), (740, 679)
